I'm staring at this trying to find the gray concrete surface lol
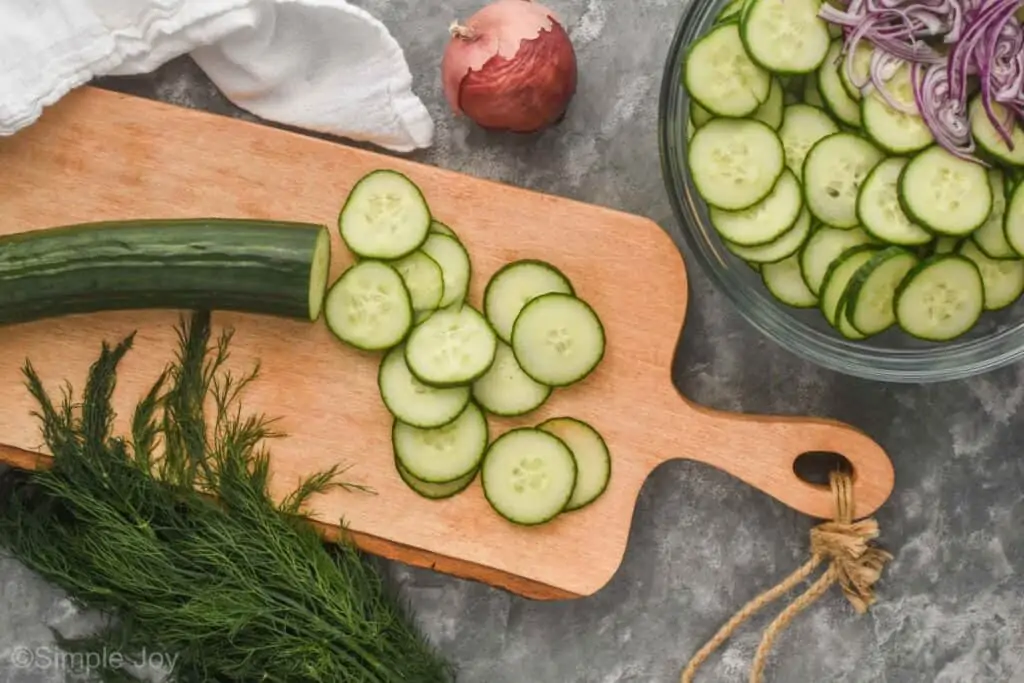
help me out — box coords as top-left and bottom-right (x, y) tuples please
(3, 0), (1024, 681)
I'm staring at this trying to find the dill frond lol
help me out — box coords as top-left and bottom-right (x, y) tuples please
(0, 310), (455, 682)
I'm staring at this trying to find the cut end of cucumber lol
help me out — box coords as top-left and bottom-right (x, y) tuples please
(308, 227), (332, 322)
(481, 428), (578, 526)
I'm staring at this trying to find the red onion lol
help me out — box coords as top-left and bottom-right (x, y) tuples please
(441, 0), (578, 133)
(820, 0), (1024, 162)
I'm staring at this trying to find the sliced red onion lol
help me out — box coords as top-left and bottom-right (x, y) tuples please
(913, 62), (977, 159)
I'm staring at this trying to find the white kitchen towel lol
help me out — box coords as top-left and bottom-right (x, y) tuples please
(0, 0), (435, 152)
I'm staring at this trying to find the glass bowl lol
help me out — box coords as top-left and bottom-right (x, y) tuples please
(656, 0), (1024, 383)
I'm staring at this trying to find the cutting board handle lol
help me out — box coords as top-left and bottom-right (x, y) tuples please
(669, 397), (894, 520)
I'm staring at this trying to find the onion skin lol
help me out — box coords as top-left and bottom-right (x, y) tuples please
(442, 0), (578, 133)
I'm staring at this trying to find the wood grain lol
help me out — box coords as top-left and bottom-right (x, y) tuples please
(0, 87), (895, 600)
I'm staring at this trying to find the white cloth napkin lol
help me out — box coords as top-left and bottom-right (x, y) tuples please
(0, 0), (435, 152)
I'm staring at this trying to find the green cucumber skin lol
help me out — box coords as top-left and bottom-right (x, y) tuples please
(842, 246), (916, 336)
(0, 219), (328, 326)
(893, 253), (983, 341)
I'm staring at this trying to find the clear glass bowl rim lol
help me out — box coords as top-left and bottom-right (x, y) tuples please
(656, 0), (1024, 383)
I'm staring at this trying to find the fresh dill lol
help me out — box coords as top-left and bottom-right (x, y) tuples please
(0, 310), (455, 682)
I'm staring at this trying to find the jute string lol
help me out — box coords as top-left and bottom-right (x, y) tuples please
(680, 470), (893, 683)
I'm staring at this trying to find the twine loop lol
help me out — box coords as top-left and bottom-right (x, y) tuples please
(681, 470), (893, 683)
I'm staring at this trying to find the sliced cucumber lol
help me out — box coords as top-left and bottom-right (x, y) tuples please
(429, 220), (458, 239)
(894, 255), (984, 341)
(717, 0), (746, 23)
(957, 239), (1024, 311)
(392, 250), (444, 313)
(511, 293), (605, 387)
(1007, 181), (1024, 256)
(778, 103), (839, 180)
(817, 41), (861, 127)
(740, 0), (830, 74)
(324, 260), (412, 351)
(803, 132), (885, 228)
(471, 341), (551, 417)
(378, 345), (470, 428)
(933, 236), (963, 255)
(689, 118), (785, 211)
(838, 40), (873, 101)
(799, 225), (874, 295)
(395, 456), (477, 500)
(761, 252), (818, 307)
(483, 259), (575, 343)
(537, 417), (611, 512)
(420, 233), (471, 308)
(842, 246), (919, 336)
(709, 168), (803, 246)
(404, 304), (497, 387)
(819, 245), (879, 324)
(970, 97), (1024, 167)
(898, 145), (993, 236)
(752, 77), (785, 130)
(856, 157), (932, 246)
(725, 205), (812, 263)
(803, 74), (825, 108)
(691, 100), (715, 128)
(338, 170), (431, 259)
(481, 428), (578, 526)
(972, 170), (1015, 260)
(858, 63), (932, 154)
(684, 22), (771, 117)
(392, 401), (488, 483)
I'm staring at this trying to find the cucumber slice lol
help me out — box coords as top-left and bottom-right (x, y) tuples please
(819, 245), (879, 325)
(778, 103), (839, 180)
(392, 250), (444, 313)
(862, 97), (934, 156)
(970, 97), (1024, 167)
(725, 205), (812, 263)
(899, 145), (993, 236)
(338, 170), (431, 259)
(856, 157), (932, 246)
(838, 40), (873, 101)
(429, 220), (458, 239)
(803, 74), (825, 108)
(803, 132), (885, 228)
(752, 77), (785, 130)
(894, 255), (984, 341)
(324, 260), (412, 351)
(933, 236), (963, 255)
(717, 0), (746, 23)
(843, 246), (919, 335)
(761, 252), (818, 307)
(957, 239), (1024, 311)
(392, 401), (488, 483)
(481, 428), (578, 526)
(972, 170), (1015, 260)
(688, 118), (785, 211)
(483, 259), (575, 343)
(691, 101), (715, 128)
(511, 293), (605, 387)
(471, 341), (551, 417)
(420, 233), (471, 308)
(818, 41), (861, 127)
(799, 225), (875, 295)
(395, 456), (477, 500)
(1007, 181), (1024, 256)
(684, 22), (771, 117)
(537, 417), (611, 512)
(404, 305), (497, 387)
(378, 345), (470, 428)
(740, 0), (830, 74)
(709, 168), (803, 246)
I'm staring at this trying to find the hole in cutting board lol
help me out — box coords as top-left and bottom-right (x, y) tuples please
(793, 451), (853, 487)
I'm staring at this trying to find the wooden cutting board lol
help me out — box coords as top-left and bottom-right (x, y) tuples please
(0, 87), (895, 600)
